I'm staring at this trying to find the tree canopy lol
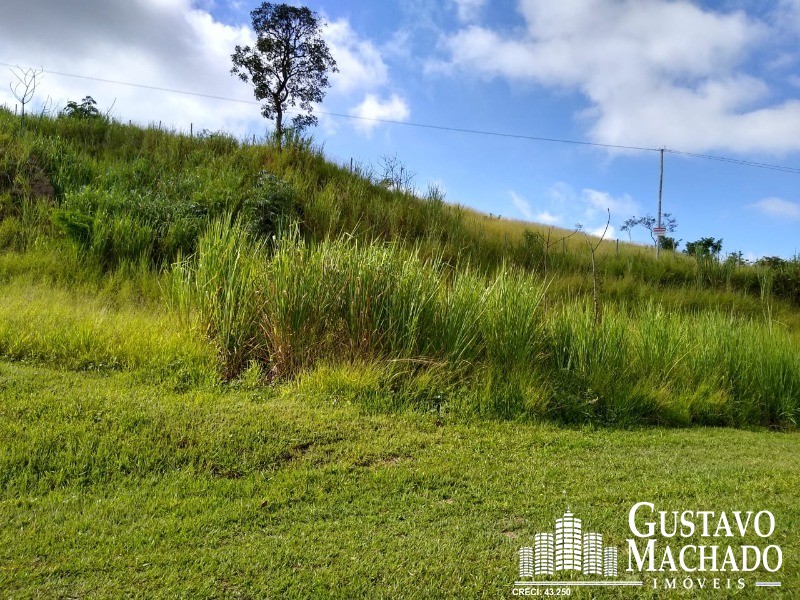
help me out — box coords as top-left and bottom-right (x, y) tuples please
(231, 2), (337, 149)
(620, 213), (678, 245)
(685, 237), (723, 257)
(61, 96), (101, 119)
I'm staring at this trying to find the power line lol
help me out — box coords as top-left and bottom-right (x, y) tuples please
(0, 61), (658, 153)
(3, 61), (800, 174)
(0, 61), (259, 106)
(318, 110), (661, 153)
(664, 149), (800, 175)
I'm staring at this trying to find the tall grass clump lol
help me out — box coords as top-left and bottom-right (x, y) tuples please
(170, 217), (263, 379)
(258, 236), (449, 377)
(177, 222), (551, 377)
(255, 232), (335, 377)
(174, 220), (555, 414)
(677, 311), (800, 427)
(542, 301), (800, 428)
(544, 300), (645, 423)
(481, 266), (547, 367)
(173, 218), (800, 427)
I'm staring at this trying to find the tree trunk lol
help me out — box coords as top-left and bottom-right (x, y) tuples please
(275, 107), (283, 151)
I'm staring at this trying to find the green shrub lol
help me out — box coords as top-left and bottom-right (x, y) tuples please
(241, 171), (299, 238)
(0, 217), (22, 251)
(53, 208), (94, 250)
(171, 217), (263, 379)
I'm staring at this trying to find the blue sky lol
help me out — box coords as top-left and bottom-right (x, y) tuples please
(2, 0), (800, 259)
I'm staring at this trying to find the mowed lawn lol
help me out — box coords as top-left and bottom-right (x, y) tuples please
(1, 361), (798, 598)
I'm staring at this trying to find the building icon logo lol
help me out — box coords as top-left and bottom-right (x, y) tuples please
(515, 510), (642, 589)
(515, 503), (783, 592)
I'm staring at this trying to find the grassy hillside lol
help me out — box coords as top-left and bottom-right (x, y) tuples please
(3, 105), (799, 305)
(2, 108), (800, 598)
(1, 108), (798, 427)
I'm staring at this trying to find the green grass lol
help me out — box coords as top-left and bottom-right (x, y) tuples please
(3, 106), (799, 309)
(3, 106), (800, 597)
(1, 361), (798, 598)
(2, 112), (799, 427)
(169, 220), (799, 427)
(0, 277), (216, 387)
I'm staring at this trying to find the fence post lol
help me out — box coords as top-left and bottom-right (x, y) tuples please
(190, 123), (193, 139)
(616, 239), (619, 256)
(657, 147), (664, 260)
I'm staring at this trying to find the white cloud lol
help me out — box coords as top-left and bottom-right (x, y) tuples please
(543, 183), (640, 221)
(511, 191), (563, 224)
(510, 190), (533, 219)
(588, 224), (616, 239)
(382, 29), (414, 61)
(546, 181), (575, 205)
(0, 0), (263, 135)
(433, 0), (800, 154)
(538, 181), (638, 237)
(508, 183), (639, 233)
(325, 19), (389, 94)
(749, 197), (800, 220)
(776, 0), (800, 31)
(0, 2), (404, 139)
(322, 17), (412, 136)
(582, 188), (639, 220)
(453, 0), (487, 23)
(536, 211), (561, 225)
(350, 93), (410, 134)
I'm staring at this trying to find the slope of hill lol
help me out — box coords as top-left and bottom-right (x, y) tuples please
(2, 108), (800, 598)
(2, 108), (798, 428)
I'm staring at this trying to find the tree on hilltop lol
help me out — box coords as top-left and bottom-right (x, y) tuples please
(620, 213), (678, 246)
(658, 236), (680, 251)
(8, 65), (43, 124)
(61, 96), (101, 119)
(685, 237), (723, 257)
(231, 2), (337, 150)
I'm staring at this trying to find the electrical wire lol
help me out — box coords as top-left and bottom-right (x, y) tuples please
(664, 149), (800, 175)
(0, 61), (659, 152)
(3, 60), (800, 174)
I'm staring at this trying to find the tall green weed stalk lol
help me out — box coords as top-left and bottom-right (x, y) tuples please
(171, 217), (262, 378)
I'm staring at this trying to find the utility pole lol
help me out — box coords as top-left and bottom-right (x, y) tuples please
(656, 147), (664, 259)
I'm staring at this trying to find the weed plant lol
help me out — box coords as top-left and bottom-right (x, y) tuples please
(173, 219), (799, 427)
(2, 108), (800, 427)
(2, 106), (794, 306)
